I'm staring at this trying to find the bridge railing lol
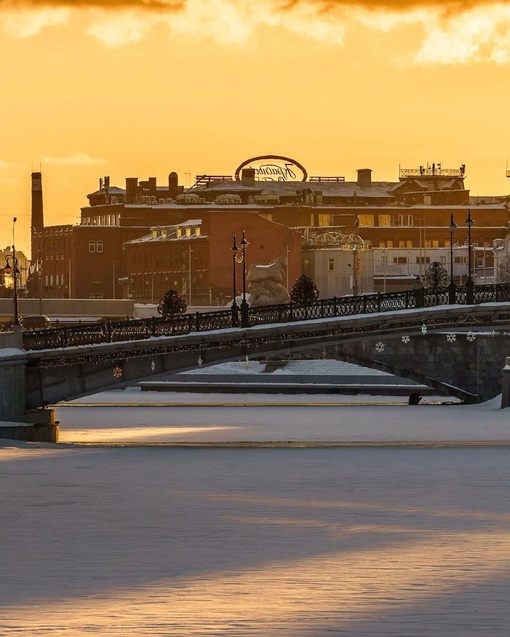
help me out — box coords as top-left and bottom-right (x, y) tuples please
(21, 282), (510, 351)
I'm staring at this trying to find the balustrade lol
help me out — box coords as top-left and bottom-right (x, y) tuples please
(21, 283), (510, 351)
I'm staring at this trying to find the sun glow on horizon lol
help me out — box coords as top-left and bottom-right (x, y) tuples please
(1, 0), (510, 253)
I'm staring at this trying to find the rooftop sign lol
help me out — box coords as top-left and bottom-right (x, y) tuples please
(235, 155), (308, 182)
(400, 164), (466, 178)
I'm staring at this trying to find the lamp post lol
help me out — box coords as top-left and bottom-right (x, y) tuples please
(449, 214), (457, 304)
(231, 235), (240, 327)
(112, 260), (118, 300)
(31, 226), (43, 315)
(3, 217), (20, 326)
(465, 208), (474, 304)
(240, 231), (249, 328)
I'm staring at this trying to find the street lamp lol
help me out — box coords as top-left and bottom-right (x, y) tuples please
(465, 208), (474, 304)
(3, 217), (20, 326)
(31, 226), (43, 315)
(240, 231), (249, 328)
(449, 214), (457, 304)
(231, 235), (240, 327)
(340, 232), (369, 297)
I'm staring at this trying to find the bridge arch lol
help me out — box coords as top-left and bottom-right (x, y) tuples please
(23, 303), (510, 409)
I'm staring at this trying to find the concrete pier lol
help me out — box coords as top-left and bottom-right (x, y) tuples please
(0, 330), (59, 443)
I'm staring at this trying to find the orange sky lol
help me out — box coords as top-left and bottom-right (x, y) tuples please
(1, 0), (510, 255)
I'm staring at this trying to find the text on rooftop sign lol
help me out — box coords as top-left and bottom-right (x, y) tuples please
(235, 155), (308, 182)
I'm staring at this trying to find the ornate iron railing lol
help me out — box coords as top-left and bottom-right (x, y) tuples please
(21, 283), (510, 351)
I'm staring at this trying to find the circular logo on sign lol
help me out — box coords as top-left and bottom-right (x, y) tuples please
(235, 155), (308, 182)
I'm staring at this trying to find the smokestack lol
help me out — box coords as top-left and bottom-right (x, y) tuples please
(31, 172), (44, 232)
(168, 172), (179, 198)
(241, 168), (256, 187)
(125, 177), (138, 203)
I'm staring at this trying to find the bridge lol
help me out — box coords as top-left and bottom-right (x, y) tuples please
(2, 284), (510, 439)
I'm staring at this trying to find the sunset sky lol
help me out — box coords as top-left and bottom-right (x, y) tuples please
(2, 0), (510, 254)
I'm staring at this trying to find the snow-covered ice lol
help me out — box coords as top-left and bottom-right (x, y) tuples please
(54, 388), (510, 445)
(2, 359), (510, 635)
(1, 443), (510, 635)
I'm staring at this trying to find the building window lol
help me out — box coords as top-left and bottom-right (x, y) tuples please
(378, 215), (391, 227)
(381, 256), (388, 265)
(386, 241), (393, 248)
(432, 240), (439, 248)
(440, 256), (446, 264)
(398, 240), (406, 248)
(328, 258), (335, 272)
(416, 257), (431, 264)
(358, 214), (374, 227)
(395, 214), (413, 226)
(393, 257), (408, 264)
(89, 240), (103, 253)
(319, 214), (332, 226)
(406, 241), (413, 248)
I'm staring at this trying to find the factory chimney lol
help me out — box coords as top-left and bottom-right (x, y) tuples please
(31, 171), (44, 232)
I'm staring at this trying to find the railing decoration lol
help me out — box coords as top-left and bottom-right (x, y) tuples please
(21, 282), (510, 352)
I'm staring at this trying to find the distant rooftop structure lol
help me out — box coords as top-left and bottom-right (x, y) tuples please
(400, 164), (466, 179)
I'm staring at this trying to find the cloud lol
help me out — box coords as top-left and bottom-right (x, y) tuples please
(86, 11), (154, 45)
(3, 0), (510, 64)
(41, 152), (108, 166)
(2, 8), (69, 38)
(414, 4), (510, 63)
(1, 0), (508, 8)
(0, 0), (180, 9)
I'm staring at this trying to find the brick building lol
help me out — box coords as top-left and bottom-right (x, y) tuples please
(28, 163), (510, 302)
(124, 212), (302, 305)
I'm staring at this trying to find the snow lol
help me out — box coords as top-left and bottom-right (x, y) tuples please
(2, 440), (510, 635)
(2, 361), (510, 635)
(0, 347), (24, 357)
(53, 386), (510, 445)
(180, 359), (391, 376)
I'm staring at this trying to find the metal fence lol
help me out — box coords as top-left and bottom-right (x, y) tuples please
(21, 283), (510, 351)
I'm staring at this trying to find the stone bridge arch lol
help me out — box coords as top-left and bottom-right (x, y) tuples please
(21, 304), (510, 410)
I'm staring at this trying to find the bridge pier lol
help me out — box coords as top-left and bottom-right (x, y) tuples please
(0, 330), (26, 423)
(0, 331), (59, 442)
(501, 358), (510, 409)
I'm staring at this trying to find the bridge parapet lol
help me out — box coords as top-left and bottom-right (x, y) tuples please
(18, 302), (510, 411)
(20, 282), (510, 352)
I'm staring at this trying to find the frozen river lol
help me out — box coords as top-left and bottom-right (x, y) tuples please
(2, 445), (510, 635)
(2, 358), (510, 635)
(2, 396), (510, 635)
